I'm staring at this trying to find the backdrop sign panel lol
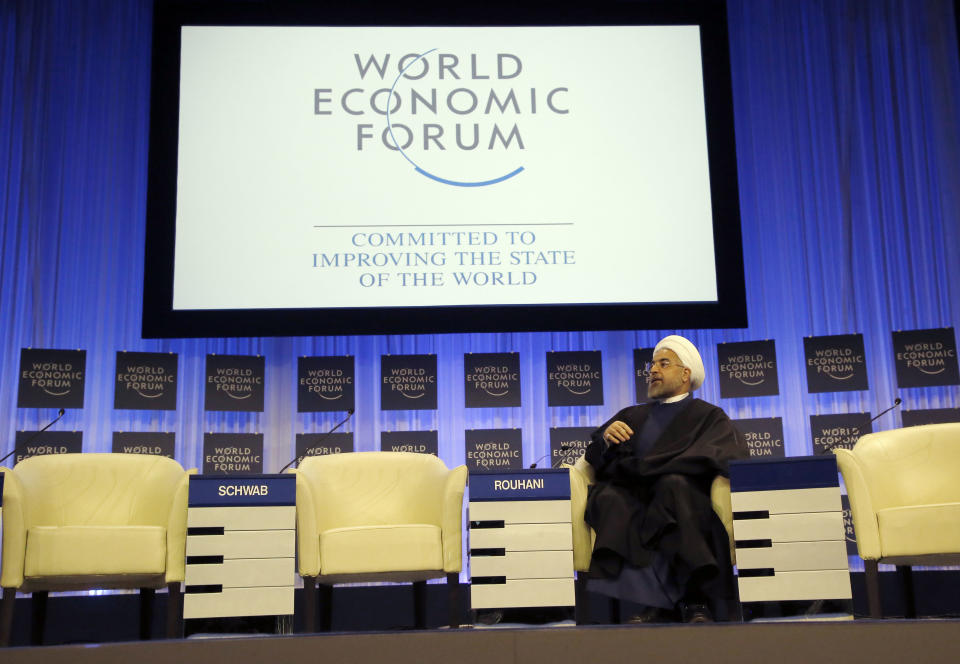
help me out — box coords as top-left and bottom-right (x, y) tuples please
(114, 351), (178, 410)
(464, 352), (521, 408)
(717, 340), (779, 398)
(204, 354), (265, 412)
(892, 328), (959, 388)
(202, 433), (263, 474)
(465, 428), (522, 472)
(111, 431), (176, 458)
(381, 430), (439, 456)
(548, 426), (593, 468)
(295, 432), (354, 466)
(633, 347), (655, 403)
(17, 348), (86, 408)
(13, 430), (83, 464)
(297, 355), (355, 412)
(547, 350), (603, 406)
(810, 413), (872, 455)
(381, 354), (438, 410)
(901, 408), (960, 427)
(733, 417), (785, 458)
(803, 334), (868, 393)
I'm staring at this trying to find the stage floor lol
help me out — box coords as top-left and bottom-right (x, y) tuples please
(5, 619), (960, 664)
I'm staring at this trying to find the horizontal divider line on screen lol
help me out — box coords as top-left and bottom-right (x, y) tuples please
(734, 539), (773, 549)
(469, 548), (506, 557)
(185, 584), (224, 594)
(469, 520), (506, 529)
(313, 223), (575, 228)
(186, 555), (225, 565)
(186, 527), (225, 536)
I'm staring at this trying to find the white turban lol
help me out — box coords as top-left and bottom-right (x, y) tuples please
(654, 334), (705, 391)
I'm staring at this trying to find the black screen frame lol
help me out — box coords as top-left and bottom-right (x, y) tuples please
(143, 0), (747, 338)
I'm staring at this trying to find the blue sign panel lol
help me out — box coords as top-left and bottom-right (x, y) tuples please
(730, 455), (839, 493)
(188, 473), (296, 507)
(470, 468), (570, 501)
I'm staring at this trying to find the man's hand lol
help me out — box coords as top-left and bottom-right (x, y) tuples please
(603, 421), (634, 445)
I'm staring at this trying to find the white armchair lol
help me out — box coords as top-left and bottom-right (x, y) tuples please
(294, 451), (468, 631)
(835, 423), (960, 618)
(0, 454), (190, 646)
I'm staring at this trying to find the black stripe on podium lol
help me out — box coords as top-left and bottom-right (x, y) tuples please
(186, 555), (225, 565)
(471, 576), (507, 585)
(187, 527), (225, 536)
(738, 568), (775, 578)
(732, 510), (770, 520)
(735, 539), (773, 549)
(470, 548), (506, 557)
(185, 584), (224, 594)
(470, 520), (505, 529)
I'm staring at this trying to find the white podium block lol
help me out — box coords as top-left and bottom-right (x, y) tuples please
(468, 469), (574, 611)
(184, 474), (296, 620)
(730, 456), (852, 604)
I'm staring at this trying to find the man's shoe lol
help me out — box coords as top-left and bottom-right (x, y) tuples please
(627, 606), (678, 624)
(679, 602), (713, 623)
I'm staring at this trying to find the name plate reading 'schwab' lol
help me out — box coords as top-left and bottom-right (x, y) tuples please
(188, 474), (296, 507)
(470, 468), (570, 502)
(185, 473), (297, 623)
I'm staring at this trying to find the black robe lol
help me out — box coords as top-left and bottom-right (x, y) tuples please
(584, 398), (748, 604)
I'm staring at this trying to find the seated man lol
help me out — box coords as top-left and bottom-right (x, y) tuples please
(584, 335), (747, 623)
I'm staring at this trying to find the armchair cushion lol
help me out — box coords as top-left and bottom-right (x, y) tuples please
(876, 503), (960, 558)
(319, 524), (443, 576)
(25, 526), (167, 579)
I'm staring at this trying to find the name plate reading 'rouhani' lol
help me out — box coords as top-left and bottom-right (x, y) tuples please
(188, 474), (296, 508)
(470, 468), (570, 502)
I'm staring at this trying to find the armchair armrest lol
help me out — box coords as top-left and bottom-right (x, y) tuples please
(441, 465), (468, 573)
(566, 463), (595, 572)
(710, 475), (736, 563)
(165, 472), (191, 583)
(1, 468), (27, 588)
(294, 470), (321, 577)
(834, 448), (881, 560)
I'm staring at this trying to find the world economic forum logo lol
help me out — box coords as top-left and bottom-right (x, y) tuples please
(386, 49), (524, 187)
(316, 47), (569, 188)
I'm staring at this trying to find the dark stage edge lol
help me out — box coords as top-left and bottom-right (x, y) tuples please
(6, 620), (960, 664)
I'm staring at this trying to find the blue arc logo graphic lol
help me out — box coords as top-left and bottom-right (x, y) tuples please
(386, 48), (524, 187)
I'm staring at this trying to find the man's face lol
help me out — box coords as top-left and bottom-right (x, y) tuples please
(646, 348), (691, 400)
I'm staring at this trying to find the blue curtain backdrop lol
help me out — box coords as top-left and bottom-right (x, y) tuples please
(1, 0), (959, 566)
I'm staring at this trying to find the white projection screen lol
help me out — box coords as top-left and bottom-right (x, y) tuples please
(144, 0), (746, 337)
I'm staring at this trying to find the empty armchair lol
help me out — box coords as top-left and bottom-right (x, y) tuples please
(835, 423), (960, 618)
(0, 453), (191, 646)
(294, 451), (468, 631)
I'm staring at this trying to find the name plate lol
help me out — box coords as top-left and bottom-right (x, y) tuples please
(730, 455), (839, 493)
(189, 474), (295, 507)
(470, 468), (570, 501)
